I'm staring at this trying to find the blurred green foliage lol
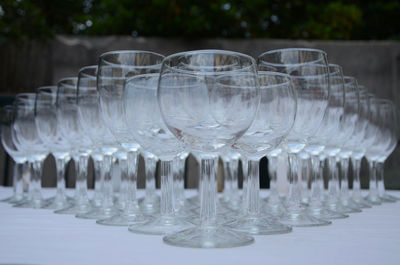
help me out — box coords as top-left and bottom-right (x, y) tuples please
(0, 0), (399, 42)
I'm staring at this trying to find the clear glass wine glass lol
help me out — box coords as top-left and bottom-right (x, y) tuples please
(139, 151), (160, 214)
(374, 100), (398, 202)
(337, 77), (364, 211)
(258, 48), (331, 227)
(348, 86), (374, 208)
(304, 64), (350, 220)
(225, 71), (296, 235)
(34, 86), (72, 210)
(12, 93), (48, 208)
(124, 72), (194, 235)
(364, 97), (395, 205)
(0, 105), (27, 204)
(158, 50), (259, 248)
(74, 65), (143, 225)
(53, 77), (94, 215)
(321, 76), (361, 213)
(97, 51), (165, 224)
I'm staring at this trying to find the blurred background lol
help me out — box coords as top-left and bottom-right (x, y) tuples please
(0, 0), (399, 189)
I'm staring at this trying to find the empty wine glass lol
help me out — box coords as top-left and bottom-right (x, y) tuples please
(226, 71), (296, 235)
(124, 73), (194, 235)
(13, 93), (48, 208)
(0, 105), (27, 204)
(34, 86), (72, 210)
(97, 51), (165, 223)
(304, 64), (350, 220)
(348, 86), (373, 208)
(258, 48), (331, 227)
(54, 77), (95, 215)
(364, 97), (395, 205)
(158, 50), (259, 248)
(374, 100), (398, 202)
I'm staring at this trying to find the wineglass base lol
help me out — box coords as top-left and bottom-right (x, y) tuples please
(364, 194), (382, 205)
(380, 193), (398, 203)
(188, 213), (235, 226)
(340, 198), (363, 212)
(75, 207), (120, 220)
(261, 200), (287, 217)
(54, 202), (93, 215)
(163, 225), (255, 248)
(226, 214), (292, 235)
(128, 215), (194, 235)
(307, 206), (349, 220)
(42, 197), (71, 210)
(351, 196), (373, 208)
(1, 195), (24, 204)
(279, 210), (332, 227)
(14, 198), (48, 209)
(97, 212), (150, 226)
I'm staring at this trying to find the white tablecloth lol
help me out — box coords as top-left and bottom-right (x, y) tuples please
(0, 187), (399, 265)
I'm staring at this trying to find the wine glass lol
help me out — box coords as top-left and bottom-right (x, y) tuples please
(124, 73), (194, 235)
(53, 77), (95, 215)
(317, 76), (361, 214)
(158, 50), (259, 248)
(34, 86), (72, 210)
(258, 48), (331, 227)
(226, 71), (296, 235)
(12, 93), (48, 208)
(97, 50), (165, 218)
(348, 86), (373, 207)
(302, 64), (350, 220)
(75, 65), (146, 225)
(337, 77), (364, 211)
(374, 100), (398, 202)
(364, 97), (396, 204)
(0, 105), (27, 204)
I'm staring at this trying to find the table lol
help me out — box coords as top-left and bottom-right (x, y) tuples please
(0, 187), (399, 265)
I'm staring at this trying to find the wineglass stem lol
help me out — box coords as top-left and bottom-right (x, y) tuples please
(144, 154), (157, 200)
(31, 160), (43, 203)
(327, 156), (339, 200)
(352, 158), (362, 198)
(340, 157), (350, 198)
(199, 156), (218, 226)
(101, 154), (113, 209)
(222, 159), (232, 202)
(125, 151), (138, 211)
(230, 158), (240, 202)
(160, 160), (174, 216)
(309, 155), (323, 206)
(12, 162), (25, 201)
(300, 156), (310, 203)
(368, 160), (378, 197)
(55, 157), (67, 200)
(245, 159), (260, 216)
(92, 157), (103, 206)
(75, 155), (89, 204)
(376, 162), (385, 196)
(287, 153), (301, 211)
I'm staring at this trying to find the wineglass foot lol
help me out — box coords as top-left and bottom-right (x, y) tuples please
(226, 214), (292, 235)
(14, 198), (48, 209)
(364, 194), (382, 205)
(42, 197), (71, 210)
(75, 207), (120, 220)
(380, 193), (398, 203)
(54, 202), (93, 215)
(128, 215), (194, 235)
(279, 210), (331, 227)
(163, 225), (255, 248)
(351, 196), (373, 208)
(307, 206), (349, 220)
(97, 212), (150, 226)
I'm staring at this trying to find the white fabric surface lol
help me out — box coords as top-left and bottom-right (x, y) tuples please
(0, 187), (399, 265)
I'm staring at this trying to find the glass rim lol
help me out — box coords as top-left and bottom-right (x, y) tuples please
(257, 71), (292, 88)
(258, 47), (327, 66)
(163, 49), (256, 68)
(99, 50), (165, 68)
